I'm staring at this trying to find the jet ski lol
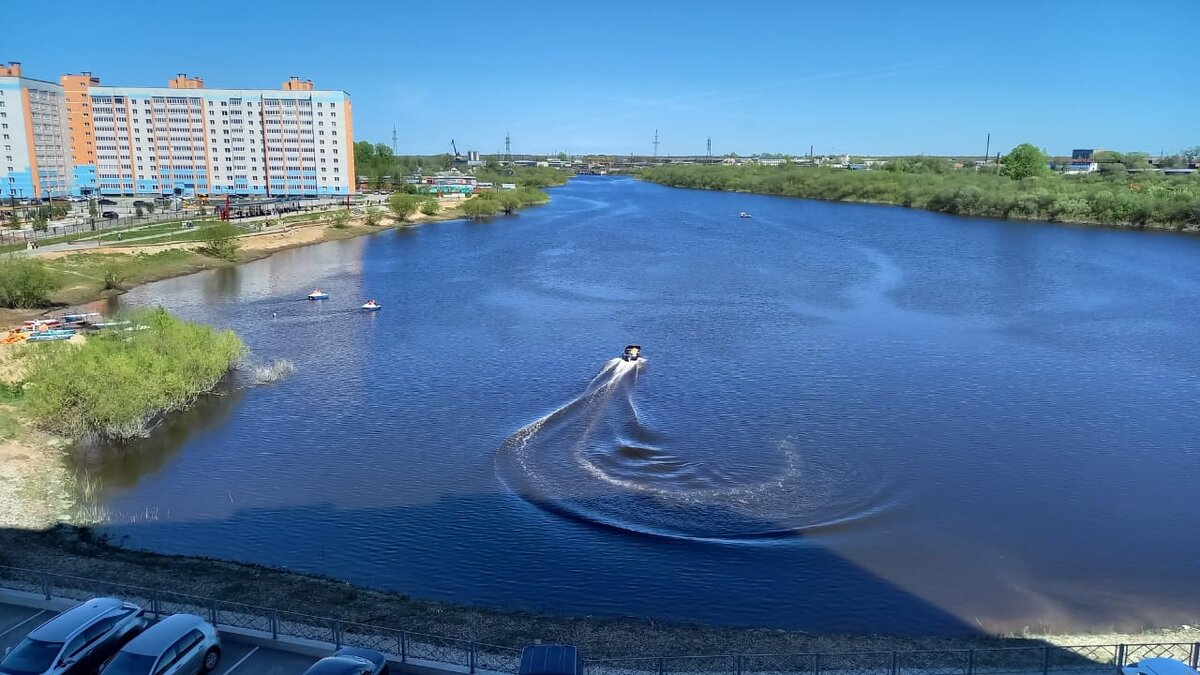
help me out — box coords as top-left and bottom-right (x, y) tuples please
(622, 344), (642, 362)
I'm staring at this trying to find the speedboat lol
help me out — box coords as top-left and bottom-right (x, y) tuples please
(739, 211), (752, 219)
(307, 290), (329, 300)
(622, 344), (642, 362)
(361, 300), (382, 311)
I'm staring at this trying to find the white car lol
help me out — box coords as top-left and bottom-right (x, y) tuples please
(99, 614), (220, 675)
(0, 597), (148, 675)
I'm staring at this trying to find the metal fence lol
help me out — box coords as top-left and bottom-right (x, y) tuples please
(0, 565), (1196, 675)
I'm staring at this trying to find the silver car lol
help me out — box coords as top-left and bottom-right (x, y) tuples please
(99, 614), (220, 675)
(0, 597), (148, 675)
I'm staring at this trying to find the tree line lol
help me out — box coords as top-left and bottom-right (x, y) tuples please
(639, 145), (1200, 230)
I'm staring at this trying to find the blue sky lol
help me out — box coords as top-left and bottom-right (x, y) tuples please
(5, 0), (1197, 157)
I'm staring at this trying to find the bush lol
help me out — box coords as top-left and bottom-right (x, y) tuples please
(388, 193), (423, 221)
(0, 256), (62, 308)
(419, 200), (439, 216)
(461, 197), (502, 219)
(23, 307), (247, 440)
(330, 210), (350, 229)
(364, 207), (382, 226)
(198, 221), (241, 260)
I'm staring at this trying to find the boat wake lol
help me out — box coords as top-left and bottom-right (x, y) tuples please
(495, 359), (891, 543)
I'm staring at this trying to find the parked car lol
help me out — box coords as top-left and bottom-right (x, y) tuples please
(98, 198), (117, 205)
(131, 200), (150, 208)
(301, 647), (389, 675)
(0, 597), (147, 675)
(99, 613), (220, 675)
(1122, 659), (1199, 675)
(101, 211), (119, 219)
(67, 196), (86, 203)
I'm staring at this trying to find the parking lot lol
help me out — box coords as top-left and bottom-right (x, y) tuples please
(0, 602), (326, 674)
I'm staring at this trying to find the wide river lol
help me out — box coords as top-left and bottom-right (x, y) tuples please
(86, 176), (1200, 635)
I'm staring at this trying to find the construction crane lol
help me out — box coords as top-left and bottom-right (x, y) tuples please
(450, 139), (462, 160)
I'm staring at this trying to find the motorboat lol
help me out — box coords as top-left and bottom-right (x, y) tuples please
(622, 344), (642, 362)
(739, 211), (752, 219)
(361, 300), (382, 311)
(307, 290), (330, 300)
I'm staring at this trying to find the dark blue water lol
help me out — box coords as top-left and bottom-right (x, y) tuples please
(87, 177), (1200, 635)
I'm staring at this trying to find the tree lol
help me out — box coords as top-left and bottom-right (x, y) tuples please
(330, 210), (350, 229)
(146, 202), (156, 214)
(198, 221), (241, 260)
(6, 211), (19, 229)
(419, 200), (439, 216)
(1002, 144), (1049, 180)
(497, 192), (523, 214)
(0, 257), (62, 308)
(364, 206), (382, 226)
(1181, 146), (1200, 164)
(135, 204), (144, 218)
(87, 199), (98, 219)
(388, 193), (422, 221)
(32, 211), (48, 232)
(461, 197), (501, 219)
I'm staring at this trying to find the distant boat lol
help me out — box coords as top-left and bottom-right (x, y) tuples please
(307, 290), (329, 300)
(622, 344), (642, 362)
(361, 300), (382, 311)
(739, 211), (752, 219)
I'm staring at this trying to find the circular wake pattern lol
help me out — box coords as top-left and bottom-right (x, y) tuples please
(495, 360), (894, 542)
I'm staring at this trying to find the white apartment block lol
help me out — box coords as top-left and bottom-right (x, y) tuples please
(71, 74), (355, 197)
(0, 62), (74, 201)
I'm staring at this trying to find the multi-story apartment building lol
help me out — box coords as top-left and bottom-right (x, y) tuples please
(62, 72), (355, 197)
(0, 62), (74, 201)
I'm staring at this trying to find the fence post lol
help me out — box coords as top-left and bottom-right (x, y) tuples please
(736, 655), (743, 675)
(41, 573), (51, 600)
(967, 650), (975, 675)
(1042, 646), (1050, 675)
(891, 651), (899, 675)
(333, 620), (342, 648)
(1116, 645), (1126, 673)
(209, 600), (219, 626)
(1191, 643), (1199, 670)
(657, 657), (666, 675)
(814, 653), (821, 675)
(151, 591), (160, 619)
(270, 610), (278, 640)
(470, 643), (477, 674)
(400, 632), (407, 663)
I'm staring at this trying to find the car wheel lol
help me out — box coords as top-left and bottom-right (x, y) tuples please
(380, 667), (390, 675)
(202, 646), (221, 672)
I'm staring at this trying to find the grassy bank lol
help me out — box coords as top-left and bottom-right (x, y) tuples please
(1, 526), (1198, 658)
(639, 164), (1200, 231)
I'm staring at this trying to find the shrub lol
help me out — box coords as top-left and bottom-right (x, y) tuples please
(388, 193), (423, 221)
(461, 197), (502, 219)
(364, 207), (382, 226)
(198, 221), (241, 260)
(330, 210), (350, 229)
(419, 200), (439, 216)
(23, 307), (247, 440)
(0, 256), (62, 308)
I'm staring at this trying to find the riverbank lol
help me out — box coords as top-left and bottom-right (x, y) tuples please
(0, 200), (464, 327)
(1, 526), (1197, 658)
(638, 165), (1200, 232)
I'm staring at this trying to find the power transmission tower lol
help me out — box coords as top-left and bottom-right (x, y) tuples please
(706, 136), (712, 163)
(505, 132), (512, 163)
(653, 129), (660, 158)
(392, 125), (398, 154)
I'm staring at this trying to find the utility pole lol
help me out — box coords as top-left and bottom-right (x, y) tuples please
(653, 129), (660, 159)
(984, 133), (991, 165)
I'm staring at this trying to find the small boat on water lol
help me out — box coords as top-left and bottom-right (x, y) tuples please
(361, 300), (382, 311)
(622, 344), (642, 362)
(307, 289), (330, 301)
(27, 330), (75, 342)
(739, 211), (752, 219)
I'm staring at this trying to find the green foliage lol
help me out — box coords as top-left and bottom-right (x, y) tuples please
(1002, 144), (1049, 180)
(135, 204), (144, 218)
(197, 221), (242, 260)
(31, 212), (48, 232)
(330, 210), (350, 229)
(419, 200), (439, 216)
(87, 200), (98, 218)
(1182, 146), (1200, 164)
(388, 193), (424, 221)
(102, 268), (125, 290)
(461, 197), (502, 219)
(0, 256), (63, 308)
(5, 211), (18, 229)
(23, 307), (247, 440)
(146, 203), (156, 214)
(497, 192), (523, 214)
(638, 163), (1200, 229)
(363, 206), (382, 226)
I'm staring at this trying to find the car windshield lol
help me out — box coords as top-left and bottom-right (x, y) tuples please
(0, 638), (63, 675)
(100, 652), (157, 675)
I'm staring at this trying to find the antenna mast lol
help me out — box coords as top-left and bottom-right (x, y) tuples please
(653, 129), (660, 159)
(392, 125), (398, 154)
